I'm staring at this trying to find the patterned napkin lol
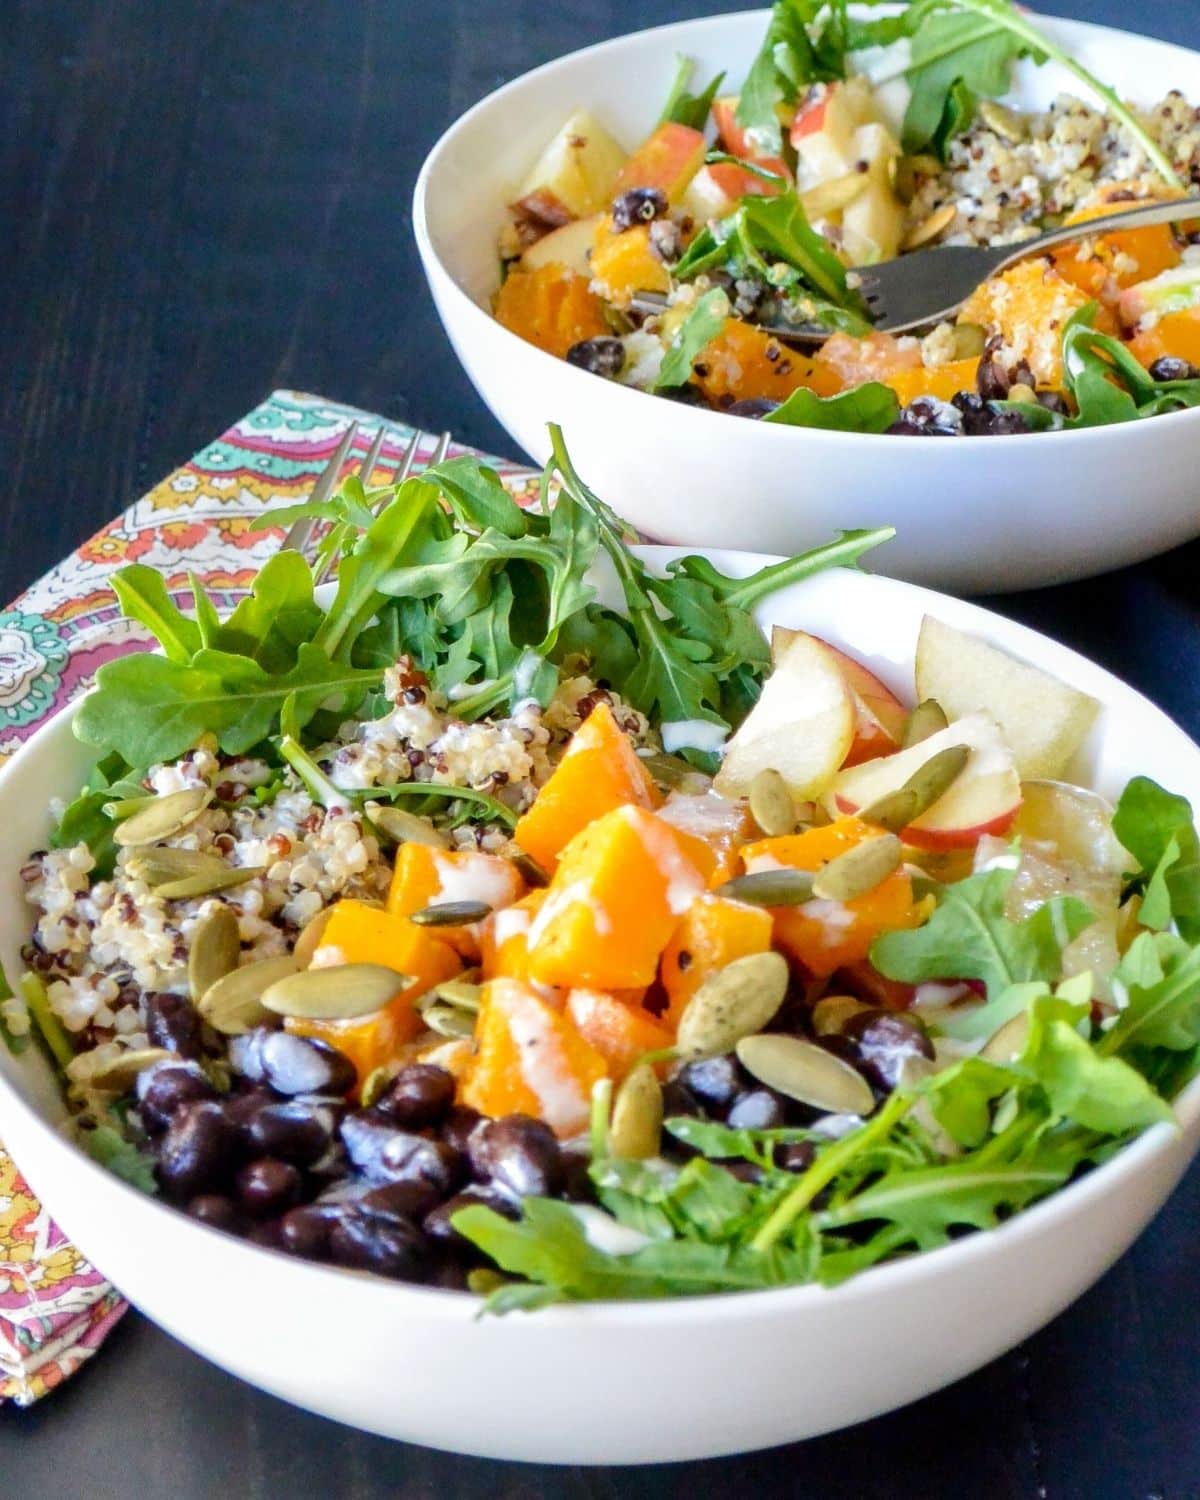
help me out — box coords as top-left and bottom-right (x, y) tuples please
(0, 392), (536, 1403)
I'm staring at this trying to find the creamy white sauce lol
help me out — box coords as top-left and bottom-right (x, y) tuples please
(567, 1204), (653, 1256)
(498, 982), (587, 1133)
(912, 980), (974, 1010)
(431, 853), (517, 911)
(809, 1113), (864, 1140)
(799, 898), (856, 944)
(446, 679), (495, 702)
(661, 720), (728, 755)
(620, 806), (706, 915)
(526, 879), (612, 948)
(309, 944), (346, 970)
(492, 905), (533, 947)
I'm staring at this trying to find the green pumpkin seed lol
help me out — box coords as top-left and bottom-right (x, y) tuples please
(422, 979), (482, 1013)
(735, 1033), (875, 1116)
(981, 1010), (1031, 1063)
(638, 752), (711, 794)
(261, 963), (411, 1021)
(367, 803), (449, 849)
(676, 951), (790, 1060)
(155, 865), (264, 901)
(610, 1063), (663, 1160)
(360, 1064), (396, 1108)
(748, 768), (796, 838)
(507, 849), (550, 888)
(858, 744), (970, 833)
(111, 787), (213, 846)
(421, 1002), (477, 1039)
(292, 907), (334, 968)
(811, 994), (872, 1037)
(187, 905), (241, 1003)
(198, 954), (302, 1035)
(89, 1046), (174, 1093)
(410, 899), (493, 927)
(812, 833), (902, 903)
(126, 848), (228, 887)
(901, 698), (950, 750)
(951, 323), (986, 361)
(979, 98), (1026, 141)
(720, 869), (815, 908)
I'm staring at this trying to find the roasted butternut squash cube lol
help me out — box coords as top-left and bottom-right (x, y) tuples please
(1129, 305), (1200, 369)
(527, 806), (715, 990)
(493, 264), (610, 357)
(479, 889), (550, 984)
(515, 702), (660, 872)
(459, 978), (607, 1135)
(565, 989), (674, 1081)
(884, 357), (980, 406)
(387, 845), (525, 961)
(656, 790), (757, 888)
(958, 259), (1091, 386)
(692, 318), (843, 405)
(590, 220), (671, 306)
(661, 893), (774, 1027)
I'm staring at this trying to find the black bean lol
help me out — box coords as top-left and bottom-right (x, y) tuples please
(726, 398), (780, 420)
(658, 382), (709, 407)
(1149, 354), (1197, 381)
(677, 1055), (742, 1115)
(727, 1089), (787, 1130)
(1036, 389), (1070, 415)
(222, 1084), (277, 1144)
(374, 1064), (456, 1130)
(157, 1099), (237, 1200)
(842, 1008), (933, 1092)
(952, 392), (1032, 436)
(341, 1110), (465, 1195)
(279, 1204), (339, 1259)
(328, 1206), (429, 1279)
(468, 1115), (564, 1200)
(260, 1031), (355, 1097)
(715, 1158), (764, 1185)
(235, 1157), (304, 1217)
(137, 1060), (216, 1132)
(559, 1146), (594, 1203)
(440, 1104), (485, 1155)
(248, 1100), (336, 1166)
(144, 992), (205, 1059)
(611, 186), (668, 231)
(566, 337), (626, 378)
(227, 1026), (275, 1083)
(245, 1219), (285, 1250)
(185, 1193), (239, 1231)
(659, 1078), (703, 1119)
(428, 1260), (471, 1291)
(887, 395), (960, 437)
(976, 356), (1011, 401)
(774, 1140), (816, 1174)
(361, 1178), (445, 1222)
(423, 1186), (518, 1250)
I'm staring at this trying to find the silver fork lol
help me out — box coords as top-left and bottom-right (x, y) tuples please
(632, 195), (1200, 344)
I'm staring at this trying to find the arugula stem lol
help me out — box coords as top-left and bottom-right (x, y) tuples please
(279, 734), (351, 811)
(20, 972), (75, 1071)
(751, 1090), (913, 1252)
(723, 526), (896, 612)
(361, 780), (518, 831)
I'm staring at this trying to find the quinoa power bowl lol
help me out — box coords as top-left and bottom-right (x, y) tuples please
(492, 0), (1200, 437)
(8, 432), (1200, 1307)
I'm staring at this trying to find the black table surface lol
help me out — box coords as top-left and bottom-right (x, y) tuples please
(4, 1), (1200, 1494)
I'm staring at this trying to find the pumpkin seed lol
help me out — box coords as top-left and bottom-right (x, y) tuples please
(720, 868), (815, 907)
(610, 1063), (663, 1160)
(952, 323), (986, 361)
(89, 1046), (174, 1093)
(103, 793), (158, 819)
(261, 963), (411, 1021)
(811, 994), (872, 1037)
(891, 152), (942, 203)
(360, 1064), (396, 1108)
(858, 744), (970, 833)
(423, 979), (482, 1013)
(126, 847), (228, 887)
(749, 768), (796, 838)
(812, 833), (902, 903)
(367, 803), (449, 849)
(507, 849), (550, 888)
(735, 1033), (875, 1116)
(421, 1002), (477, 1040)
(198, 954), (302, 1035)
(155, 865), (264, 901)
(638, 752), (711, 794)
(801, 170), (869, 220)
(410, 899), (493, 926)
(676, 951), (790, 1060)
(111, 787), (213, 846)
(981, 1010), (1031, 1063)
(901, 698), (949, 749)
(292, 906), (334, 968)
(901, 202), (957, 252)
(979, 98), (1026, 141)
(187, 905), (241, 1003)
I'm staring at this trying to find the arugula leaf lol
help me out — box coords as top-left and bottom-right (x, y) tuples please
(1099, 931), (1200, 1057)
(421, 454), (530, 538)
(740, 192), (864, 311)
(902, 8), (1031, 155)
(1112, 777), (1200, 941)
(766, 381), (900, 432)
(871, 858), (1095, 1000)
(211, 551), (322, 672)
(655, 289), (731, 389)
(659, 55), (726, 131)
(111, 565), (202, 664)
(736, 0), (827, 156)
(80, 1121), (158, 1194)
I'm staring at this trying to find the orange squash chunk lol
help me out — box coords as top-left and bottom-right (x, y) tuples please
(692, 318), (843, 405)
(740, 817), (921, 978)
(816, 330), (922, 387)
(285, 900), (460, 1085)
(479, 889), (552, 983)
(515, 702), (661, 873)
(1128, 306), (1200, 369)
(527, 806), (715, 991)
(494, 264), (609, 357)
(656, 790), (757, 888)
(661, 893), (774, 1028)
(459, 978), (607, 1136)
(884, 358), (980, 406)
(612, 121), (707, 203)
(565, 989), (674, 1081)
(590, 220), (671, 305)
(958, 258), (1091, 386)
(1051, 187), (1183, 303)
(387, 845), (525, 961)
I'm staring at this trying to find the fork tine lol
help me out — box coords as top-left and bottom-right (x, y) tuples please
(280, 420), (359, 556)
(358, 425), (388, 488)
(428, 431), (452, 466)
(394, 428), (424, 484)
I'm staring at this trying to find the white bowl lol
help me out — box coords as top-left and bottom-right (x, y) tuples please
(1, 553), (1199, 1463)
(414, 9), (1200, 593)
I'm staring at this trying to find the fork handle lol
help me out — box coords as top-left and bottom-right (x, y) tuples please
(991, 195), (1200, 276)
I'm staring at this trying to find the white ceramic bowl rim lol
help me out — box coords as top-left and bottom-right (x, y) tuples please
(412, 5), (1200, 452)
(2, 550), (1199, 1327)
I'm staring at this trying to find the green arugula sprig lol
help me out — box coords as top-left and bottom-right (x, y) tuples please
(659, 55), (726, 131)
(1057, 306), (1200, 428)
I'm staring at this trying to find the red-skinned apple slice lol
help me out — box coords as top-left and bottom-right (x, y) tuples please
(772, 626), (907, 767)
(827, 713), (1022, 849)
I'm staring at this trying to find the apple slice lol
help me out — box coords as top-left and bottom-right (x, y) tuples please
(521, 212), (604, 275)
(612, 122), (707, 205)
(772, 626), (907, 767)
(915, 617), (1100, 780)
(828, 713), (1022, 850)
(517, 110), (629, 219)
(714, 634), (854, 800)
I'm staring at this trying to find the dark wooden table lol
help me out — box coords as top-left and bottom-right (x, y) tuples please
(4, 1), (1200, 1494)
